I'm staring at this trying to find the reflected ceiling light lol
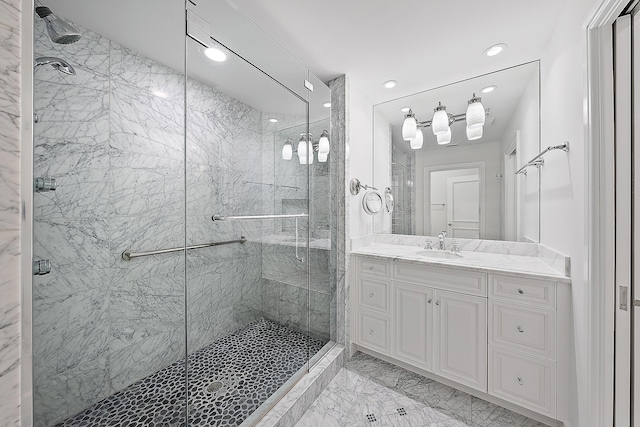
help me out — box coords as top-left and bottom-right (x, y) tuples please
(431, 103), (449, 136)
(323, 102), (331, 108)
(466, 125), (483, 141)
(269, 118), (278, 123)
(204, 47), (227, 62)
(484, 43), (506, 57)
(282, 139), (293, 160)
(466, 94), (486, 129)
(402, 109), (418, 141)
(152, 89), (169, 99)
(345, 142), (351, 160)
(410, 128), (423, 150)
(481, 85), (497, 94)
(437, 127), (452, 145)
(400, 107), (411, 113)
(383, 80), (397, 89)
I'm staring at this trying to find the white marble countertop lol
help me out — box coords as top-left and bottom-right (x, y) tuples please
(351, 243), (571, 283)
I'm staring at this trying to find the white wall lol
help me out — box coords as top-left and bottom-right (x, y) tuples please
(373, 109), (392, 234)
(347, 79), (375, 238)
(415, 141), (502, 239)
(538, 0), (600, 425)
(501, 71), (541, 242)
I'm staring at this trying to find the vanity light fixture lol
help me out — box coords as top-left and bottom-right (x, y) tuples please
(466, 94), (486, 129)
(481, 85), (497, 94)
(437, 127), (452, 145)
(318, 130), (330, 155)
(383, 80), (397, 89)
(431, 102), (449, 136)
(484, 43), (506, 57)
(297, 134), (313, 164)
(466, 125), (483, 141)
(204, 47), (227, 62)
(402, 109), (418, 141)
(282, 139), (293, 160)
(410, 128), (424, 150)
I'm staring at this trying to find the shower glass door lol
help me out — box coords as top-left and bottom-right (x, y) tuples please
(184, 1), (328, 424)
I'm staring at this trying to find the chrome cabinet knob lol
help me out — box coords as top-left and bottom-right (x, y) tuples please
(517, 326), (524, 333)
(517, 377), (524, 386)
(369, 292), (374, 298)
(369, 329), (374, 335)
(369, 266), (374, 271)
(435, 301), (440, 306)
(517, 288), (524, 295)
(427, 298), (432, 304)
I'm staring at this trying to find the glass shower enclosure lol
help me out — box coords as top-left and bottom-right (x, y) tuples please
(30, 0), (334, 425)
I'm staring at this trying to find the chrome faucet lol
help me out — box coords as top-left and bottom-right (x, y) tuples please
(438, 231), (447, 250)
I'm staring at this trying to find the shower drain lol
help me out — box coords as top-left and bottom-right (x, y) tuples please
(206, 380), (226, 394)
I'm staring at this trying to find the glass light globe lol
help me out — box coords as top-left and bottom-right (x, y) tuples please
(466, 126), (483, 141)
(318, 130), (330, 154)
(437, 127), (452, 145)
(410, 128), (424, 150)
(402, 110), (417, 141)
(308, 141), (314, 164)
(282, 142), (292, 160)
(431, 103), (449, 136)
(297, 138), (307, 164)
(345, 143), (351, 160)
(318, 152), (328, 162)
(466, 94), (485, 129)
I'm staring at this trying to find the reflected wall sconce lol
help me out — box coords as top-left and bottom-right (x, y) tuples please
(281, 131), (331, 164)
(401, 94), (489, 150)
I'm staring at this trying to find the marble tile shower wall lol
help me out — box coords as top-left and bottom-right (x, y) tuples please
(0, 0), (22, 426)
(259, 118), (331, 342)
(32, 22), (264, 426)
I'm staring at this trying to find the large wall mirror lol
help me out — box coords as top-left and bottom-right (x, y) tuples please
(373, 61), (540, 243)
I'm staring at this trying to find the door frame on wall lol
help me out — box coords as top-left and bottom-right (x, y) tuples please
(584, 0), (631, 425)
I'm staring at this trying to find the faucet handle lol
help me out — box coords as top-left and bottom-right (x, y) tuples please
(450, 239), (460, 253)
(424, 240), (433, 250)
(441, 231), (447, 238)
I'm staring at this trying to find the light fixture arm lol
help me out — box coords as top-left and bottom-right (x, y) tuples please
(417, 108), (489, 128)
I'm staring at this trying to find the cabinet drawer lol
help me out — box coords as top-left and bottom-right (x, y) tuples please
(394, 262), (487, 296)
(489, 301), (556, 360)
(356, 310), (390, 355)
(356, 276), (390, 313)
(489, 346), (557, 418)
(358, 258), (390, 277)
(489, 275), (556, 309)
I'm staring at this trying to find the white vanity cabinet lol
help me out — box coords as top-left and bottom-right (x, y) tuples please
(351, 254), (567, 424)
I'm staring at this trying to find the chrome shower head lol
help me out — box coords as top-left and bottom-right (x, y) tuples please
(35, 5), (81, 44)
(34, 57), (76, 75)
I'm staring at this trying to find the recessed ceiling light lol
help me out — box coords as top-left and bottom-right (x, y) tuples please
(484, 43), (506, 57)
(323, 102), (331, 108)
(383, 80), (397, 89)
(204, 47), (227, 62)
(269, 118), (278, 123)
(481, 85), (497, 94)
(400, 107), (411, 113)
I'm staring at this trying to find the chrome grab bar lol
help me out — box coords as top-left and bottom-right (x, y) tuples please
(121, 237), (247, 261)
(212, 213), (309, 221)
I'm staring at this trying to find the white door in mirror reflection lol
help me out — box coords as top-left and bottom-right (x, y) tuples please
(430, 168), (480, 238)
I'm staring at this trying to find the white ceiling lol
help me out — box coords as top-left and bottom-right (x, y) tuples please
(231, 0), (566, 104)
(44, 0), (565, 113)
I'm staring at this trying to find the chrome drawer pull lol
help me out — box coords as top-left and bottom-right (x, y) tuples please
(517, 326), (524, 333)
(517, 288), (524, 295)
(517, 377), (524, 385)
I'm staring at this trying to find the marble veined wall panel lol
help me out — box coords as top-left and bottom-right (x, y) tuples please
(0, 0), (22, 424)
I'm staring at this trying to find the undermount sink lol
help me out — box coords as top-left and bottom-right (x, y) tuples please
(415, 250), (463, 259)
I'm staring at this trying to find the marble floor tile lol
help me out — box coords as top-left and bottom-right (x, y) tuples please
(296, 352), (549, 427)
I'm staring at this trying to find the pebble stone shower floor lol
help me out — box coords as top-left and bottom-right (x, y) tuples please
(54, 318), (326, 427)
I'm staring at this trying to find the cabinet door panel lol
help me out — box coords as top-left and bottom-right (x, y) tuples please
(433, 290), (487, 392)
(392, 282), (433, 371)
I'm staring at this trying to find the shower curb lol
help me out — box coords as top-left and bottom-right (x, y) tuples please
(252, 344), (346, 427)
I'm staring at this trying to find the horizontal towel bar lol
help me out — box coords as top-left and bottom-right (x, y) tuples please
(212, 213), (309, 221)
(516, 142), (569, 175)
(121, 237), (247, 261)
